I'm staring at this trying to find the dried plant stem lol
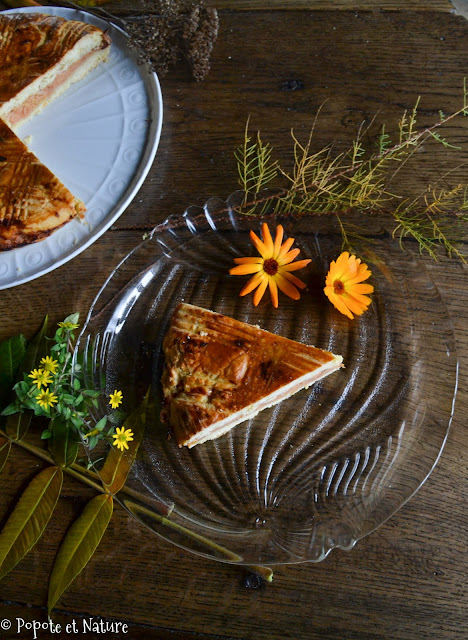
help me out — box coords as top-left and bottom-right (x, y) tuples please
(1, 430), (273, 576)
(235, 92), (468, 261)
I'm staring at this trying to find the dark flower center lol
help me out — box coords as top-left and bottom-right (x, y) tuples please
(263, 258), (279, 276)
(333, 279), (345, 294)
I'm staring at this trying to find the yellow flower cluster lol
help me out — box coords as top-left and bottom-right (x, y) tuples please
(28, 357), (60, 410)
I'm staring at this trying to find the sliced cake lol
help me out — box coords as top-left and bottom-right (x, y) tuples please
(0, 12), (111, 250)
(161, 303), (343, 447)
(0, 118), (86, 250)
(0, 12), (111, 129)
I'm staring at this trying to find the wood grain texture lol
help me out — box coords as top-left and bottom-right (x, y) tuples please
(101, 1), (455, 12)
(0, 5), (467, 640)
(206, 0), (454, 10)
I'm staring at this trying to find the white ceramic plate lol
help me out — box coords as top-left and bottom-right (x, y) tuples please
(0, 6), (163, 290)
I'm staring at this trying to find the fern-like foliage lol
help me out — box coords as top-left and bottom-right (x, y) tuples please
(235, 117), (278, 194)
(234, 88), (468, 262)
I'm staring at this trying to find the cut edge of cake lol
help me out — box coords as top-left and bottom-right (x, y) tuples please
(161, 303), (344, 448)
(0, 14), (111, 129)
(183, 353), (343, 448)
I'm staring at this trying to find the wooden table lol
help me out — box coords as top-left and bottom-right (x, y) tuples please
(1, 2), (467, 638)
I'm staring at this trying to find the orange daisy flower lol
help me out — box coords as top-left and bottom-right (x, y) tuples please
(324, 251), (374, 319)
(229, 223), (311, 308)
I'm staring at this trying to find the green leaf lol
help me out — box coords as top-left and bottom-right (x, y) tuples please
(49, 417), (80, 468)
(18, 316), (48, 377)
(99, 393), (149, 494)
(6, 316), (48, 440)
(0, 466), (63, 580)
(14, 380), (28, 392)
(0, 437), (11, 474)
(71, 416), (84, 430)
(1, 402), (21, 417)
(73, 378), (81, 391)
(63, 312), (80, 326)
(5, 410), (32, 441)
(73, 394), (84, 407)
(94, 415), (107, 432)
(82, 390), (100, 398)
(0, 334), (27, 409)
(48, 493), (113, 614)
(87, 435), (99, 450)
(108, 409), (125, 425)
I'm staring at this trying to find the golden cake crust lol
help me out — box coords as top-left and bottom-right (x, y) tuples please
(0, 118), (85, 251)
(0, 13), (110, 106)
(161, 303), (342, 447)
(0, 12), (111, 250)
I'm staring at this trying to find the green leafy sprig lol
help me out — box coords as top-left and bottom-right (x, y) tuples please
(2, 314), (121, 452)
(235, 91), (468, 261)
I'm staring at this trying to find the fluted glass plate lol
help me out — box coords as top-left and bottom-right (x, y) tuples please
(0, 6), (162, 289)
(76, 193), (458, 565)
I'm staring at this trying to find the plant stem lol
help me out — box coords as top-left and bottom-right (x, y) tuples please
(1, 430), (274, 576)
(0, 430), (170, 513)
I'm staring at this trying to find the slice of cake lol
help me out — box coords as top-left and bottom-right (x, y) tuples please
(0, 13), (111, 129)
(161, 303), (343, 448)
(0, 12), (111, 250)
(0, 118), (86, 250)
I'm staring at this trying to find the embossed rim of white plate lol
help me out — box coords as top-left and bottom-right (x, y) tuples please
(0, 6), (163, 290)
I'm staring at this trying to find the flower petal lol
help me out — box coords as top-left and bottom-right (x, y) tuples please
(278, 248), (301, 265)
(277, 237), (295, 261)
(346, 269), (373, 285)
(273, 225), (284, 258)
(333, 251), (350, 277)
(281, 258), (311, 272)
(268, 278), (279, 308)
(349, 283), (374, 294)
(346, 291), (372, 307)
(274, 273), (300, 300)
(230, 263), (263, 275)
(250, 230), (270, 259)
(324, 287), (354, 319)
(240, 272), (265, 296)
(233, 257), (263, 264)
(253, 277), (269, 306)
(341, 293), (367, 316)
(261, 223), (274, 254)
(281, 270), (308, 290)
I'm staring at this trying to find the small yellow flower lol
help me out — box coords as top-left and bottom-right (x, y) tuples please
(28, 368), (52, 388)
(36, 388), (58, 410)
(58, 321), (79, 330)
(324, 251), (374, 319)
(83, 429), (100, 439)
(230, 223), (311, 308)
(109, 390), (123, 409)
(112, 427), (134, 451)
(40, 356), (59, 374)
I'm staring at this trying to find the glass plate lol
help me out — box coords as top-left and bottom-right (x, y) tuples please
(76, 192), (458, 565)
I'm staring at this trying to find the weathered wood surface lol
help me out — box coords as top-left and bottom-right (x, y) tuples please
(103, 1), (455, 12)
(0, 5), (467, 640)
(207, 0), (454, 10)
